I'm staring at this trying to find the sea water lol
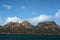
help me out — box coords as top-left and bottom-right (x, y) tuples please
(0, 34), (60, 40)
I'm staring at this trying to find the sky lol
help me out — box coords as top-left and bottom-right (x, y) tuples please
(0, 0), (60, 25)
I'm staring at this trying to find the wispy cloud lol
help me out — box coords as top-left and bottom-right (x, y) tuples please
(2, 4), (12, 9)
(55, 9), (60, 18)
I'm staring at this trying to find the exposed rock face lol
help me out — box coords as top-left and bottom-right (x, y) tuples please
(36, 21), (59, 30)
(2, 21), (59, 30)
(3, 22), (23, 29)
(20, 21), (34, 29)
(0, 21), (60, 34)
(3, 21), (34, 30)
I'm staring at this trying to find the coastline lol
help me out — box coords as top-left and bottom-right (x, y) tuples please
(0, 33), (60, 35)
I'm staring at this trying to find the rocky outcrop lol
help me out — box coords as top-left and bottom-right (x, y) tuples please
(2, 21), (34, 30)
(20, 21), (34, 29)
(0, 21), (60, 34)
(36, 21), (59, 30)
(2, 22), (23, 29)
(2, 21), (60, 30)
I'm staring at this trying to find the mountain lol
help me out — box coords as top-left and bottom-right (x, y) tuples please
(0, 21), (34, 33)
(35, 21), (60, 34)
(36, 21), (59, 30)
(0, 25), (2, 29)
(20, 21), (34, 30)
(2, 21), (34, 30)
(2, 22), (22, 29)
(0, 21), (60, 34)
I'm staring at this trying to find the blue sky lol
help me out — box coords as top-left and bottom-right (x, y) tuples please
(0, 0), (60, 25)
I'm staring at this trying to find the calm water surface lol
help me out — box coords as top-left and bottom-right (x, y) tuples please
(0, 34), (60, 40)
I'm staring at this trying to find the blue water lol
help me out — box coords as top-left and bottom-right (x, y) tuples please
(0, 34), (60, 40)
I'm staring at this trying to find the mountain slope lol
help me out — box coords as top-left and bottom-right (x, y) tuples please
(0, 21), (60, 34)
(36, 21), (59, 30)
(2, 22), (22, 29)
(20, 21), (34, 30)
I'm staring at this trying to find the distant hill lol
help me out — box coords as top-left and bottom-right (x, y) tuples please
(0, 21), (60, 34)
(36, 21), (59, 30)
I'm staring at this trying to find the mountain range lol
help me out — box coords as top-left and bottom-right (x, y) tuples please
(0, 21), (60, 34)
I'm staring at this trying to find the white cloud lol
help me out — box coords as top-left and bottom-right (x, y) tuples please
(2, 4), (12, 9)
(5, 15), (52, 24)
(55, 9), (60, 18)
(5, 16), (23, 23)
(27, 15), (52, 23)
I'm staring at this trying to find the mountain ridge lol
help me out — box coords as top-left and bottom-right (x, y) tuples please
(0, 21), (60, 34)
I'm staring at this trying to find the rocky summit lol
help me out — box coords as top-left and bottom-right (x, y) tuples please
(36, 21), (59, 30)
(20, 21), (34, 29)
(0, 21), (60, 34)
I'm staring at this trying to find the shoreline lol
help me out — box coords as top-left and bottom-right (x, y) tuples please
(0, 33), (60, 35)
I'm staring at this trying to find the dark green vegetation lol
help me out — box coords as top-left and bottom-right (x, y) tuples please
(0, 21), (60, 34)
